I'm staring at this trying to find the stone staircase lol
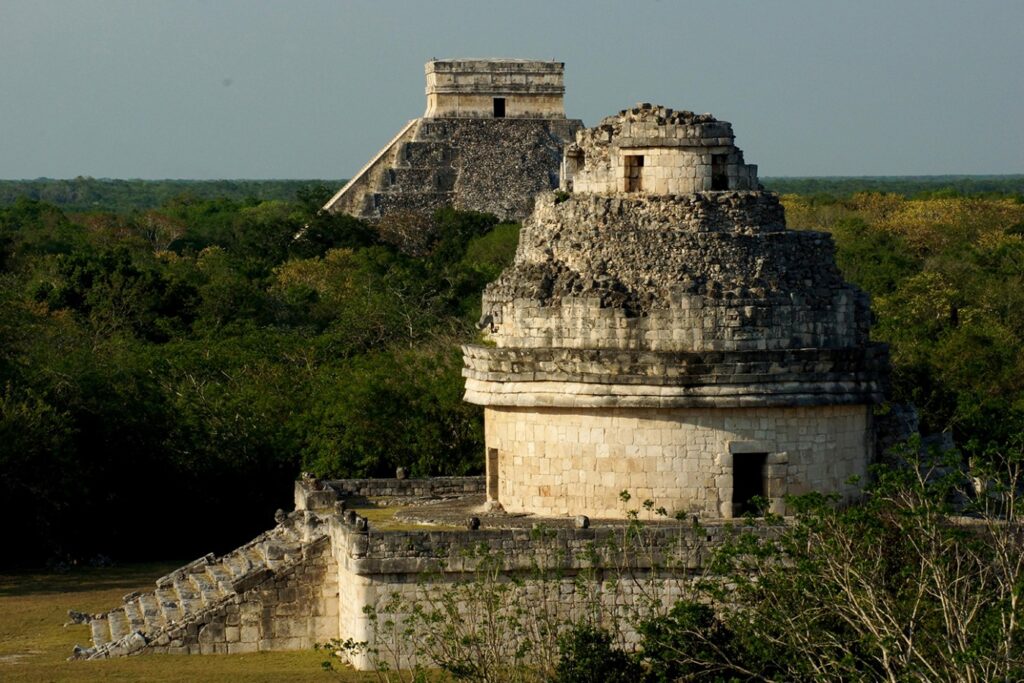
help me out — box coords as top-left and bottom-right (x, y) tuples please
(73, 512), (330, 659)
(366, 121), (458, 215)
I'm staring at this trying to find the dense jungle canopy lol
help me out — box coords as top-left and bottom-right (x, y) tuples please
(1, 177), (1023, 567)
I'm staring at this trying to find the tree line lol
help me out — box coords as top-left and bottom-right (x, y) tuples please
(0, 178), (346, 213)
(0, 186), (516, 566)
(2, 182), (1024, 568)
(763, 175), (1024, 200)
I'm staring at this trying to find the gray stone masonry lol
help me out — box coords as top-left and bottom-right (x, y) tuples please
(72, 509), (338, 659)
(470, 188), (888, 404)
(295, 476), (775, 576)
(74, 474), (779, 667)
(322, 59), (582, 223)
(424, 59), (567, 118)
(463, 105), (889, 520)
(562, 103), (758, 194)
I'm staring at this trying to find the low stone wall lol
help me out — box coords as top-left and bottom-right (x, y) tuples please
(325, 476), (485, 499)
(329, 512), (777, 670)
(336, 523), (724, 573)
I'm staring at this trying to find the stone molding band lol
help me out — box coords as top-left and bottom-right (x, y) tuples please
(426, 84), (565, 95)
(463, 343), (887, 408)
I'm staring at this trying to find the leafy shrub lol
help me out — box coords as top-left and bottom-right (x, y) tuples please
(554, 625), (639, 683)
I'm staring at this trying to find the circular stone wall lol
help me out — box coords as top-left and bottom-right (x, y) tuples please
(484, 404), (871, 519)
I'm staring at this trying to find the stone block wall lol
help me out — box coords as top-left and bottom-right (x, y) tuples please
(573, 146), (757, 195)
(425, 93), (566, 119)
(485, 290), (868, 353)
(424, 59), (566, 119)
(143, 536), (339, 655)
(324, 118), (582, 222)
(340, 569), (692, 670)
(479, 193), (872, 351)
(483, 404), (870, 518)
(462, 345), (888, 409)
(564, 104), (758, 194)
(329, 516), (778, 671)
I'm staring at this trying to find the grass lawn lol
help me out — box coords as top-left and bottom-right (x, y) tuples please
(0, 563), (373, 682)
(344, 497), (460, 532)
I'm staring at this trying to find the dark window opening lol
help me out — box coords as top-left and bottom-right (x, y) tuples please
(711, 154), (729, 190)
(493, 97), (506, 118)
(733, 453), (768, 516)
(486, 448), (499, 500)
(624, 154), (644, 192)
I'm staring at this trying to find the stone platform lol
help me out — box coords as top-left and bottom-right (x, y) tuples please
(73, 475), (756, 669)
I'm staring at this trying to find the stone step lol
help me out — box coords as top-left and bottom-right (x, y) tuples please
(189, 570), (224, 605)
(155, 553), (214, 589)
(90, 616), (110, 647)
(224, 551), (253, 579)
(244, 545), (267, 568)
(137, 593), (166, 632)
(372, 191), (455, 215)
(205, 562), (235, 594)
(73, 518), (331, 661)
(397, 140), (452, 166)
(154, 586), (182, 624)
(123, 598), (146, 633)
(173, 577), (202, 615)
(415, 120), (460, 140)
(385, 167), (456, 191)
(107, 609), (131, 641)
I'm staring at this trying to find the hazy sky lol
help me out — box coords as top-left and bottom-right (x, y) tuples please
(2, 0), (1022, 179)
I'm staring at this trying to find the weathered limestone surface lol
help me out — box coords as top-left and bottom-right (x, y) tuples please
(464, 105), (889, 519)
(319, 478), (775, 672)
(425, 59), (567, 119)
(563, 104), (758, 194)
(76, 91), (897, 670)
(76, 475), (776, 670)
(484, 405), (869, 518)
(480, 193), (873, 351)
(323, 59), (582, 222)
(75, 510), (338, 659)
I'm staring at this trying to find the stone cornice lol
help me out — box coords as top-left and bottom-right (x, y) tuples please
(462, 343), (888, 408)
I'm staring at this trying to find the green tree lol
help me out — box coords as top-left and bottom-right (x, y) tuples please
(300, 345), (483, 478)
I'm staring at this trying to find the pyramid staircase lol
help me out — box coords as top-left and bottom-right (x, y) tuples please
(72, 512), (329, 659)
(366, 119), (458, 216)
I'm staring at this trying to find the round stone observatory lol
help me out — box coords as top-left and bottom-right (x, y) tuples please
(462, 104), (888, 519)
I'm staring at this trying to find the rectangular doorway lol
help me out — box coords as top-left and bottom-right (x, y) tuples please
(486, 448), (499, 500)
(711, 154), (728, 190)
(624, 154), (644, 192)
(493, 98), (506, 118)
(733, 452), (767, 516)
